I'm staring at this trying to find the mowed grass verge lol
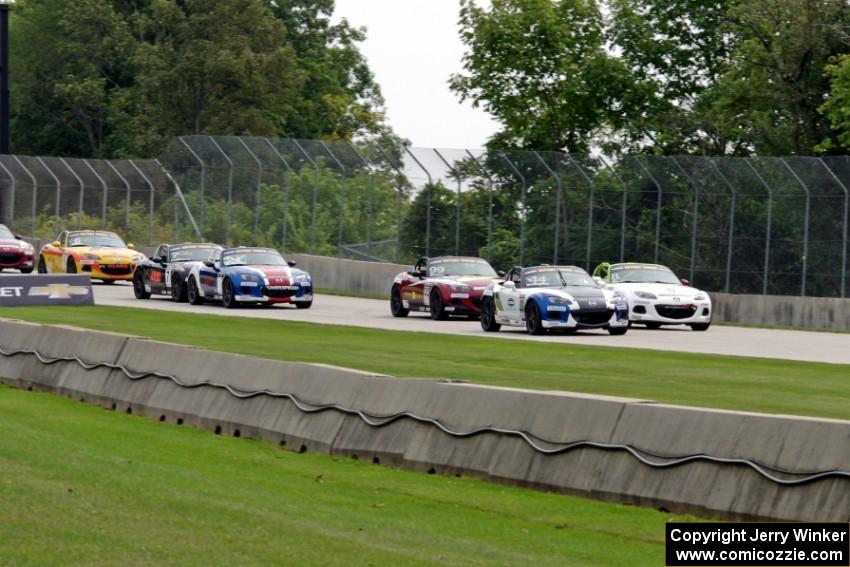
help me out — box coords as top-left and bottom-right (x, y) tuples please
(0, 385), (686, 566)
(2, 305), (849, 420)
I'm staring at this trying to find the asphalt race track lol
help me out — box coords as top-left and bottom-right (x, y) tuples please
(49, 281), (850, 365)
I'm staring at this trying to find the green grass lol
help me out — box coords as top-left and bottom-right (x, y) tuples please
(2, 305), (849, 421)
(0, 385), (688, 566)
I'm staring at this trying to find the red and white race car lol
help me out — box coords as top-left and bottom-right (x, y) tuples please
(390, 256), (504, 320)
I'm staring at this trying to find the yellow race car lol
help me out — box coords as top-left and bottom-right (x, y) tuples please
(37, 230), (146, 283)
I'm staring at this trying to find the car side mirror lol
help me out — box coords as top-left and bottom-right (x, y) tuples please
(503, 281), (516, 290)
(52, 240), (61, 247)
(204, 260), (215, 268)
(128, 243), (135, 249)
(593, 276), (605, 286)
(680, 279), (690, 286)
(497, 270), (505, 277)
(287, 261), (297, 267)
(14, 234), (22, 240)
(158, 256), (168, 264)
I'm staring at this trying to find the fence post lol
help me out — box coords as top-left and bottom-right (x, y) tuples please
(499, 152), (527, 265)
(179, 137), (206, 230)
(237, 138), (263, 244)
(465, 150), (495, 263)
(291, 139), (319, 254)
(818, 158), (849, 298)
(780, 158), (811, 297)
(12, 156), (37, 234)
(348, 143), (375, 255)
(743, 160), (774, 295)
(36, 158), (61, 230)
(670, 158), (700, 283)
(320, 141), (347, 251)
(262, 138), (292, 252)
(155, 159), (203, 240)
(404, 147), (433, 258)
(104, 161), (131, 231)
(533, 152), (562, 264)
(565, 154), (596, 271)
(375, 145), (405, 261)
(128, 160), (156, 245)
(0, 158), (14, 229)
(207, 137), (234, 245)
(58, 158), (84, 230)
(81, 160), (107, 230)
(432, 149), (461, 256)
(598, 156), (628, 263)
(635, 157), (663, 264)
(708, 158), (737, 293)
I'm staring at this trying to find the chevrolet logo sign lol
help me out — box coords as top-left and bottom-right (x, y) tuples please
(28, 283), (90, 299)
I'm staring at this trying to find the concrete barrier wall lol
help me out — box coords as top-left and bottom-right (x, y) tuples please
(712, 292), (850, 331)
(287, 253), (405, 298)
(1, 318), (848, 522)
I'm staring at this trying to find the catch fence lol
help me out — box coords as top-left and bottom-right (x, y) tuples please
(1, 136), (848, 298)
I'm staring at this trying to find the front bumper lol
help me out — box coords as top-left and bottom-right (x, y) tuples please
(79, 261), (137, 280)
(540, 304), (629, 330)
(630, 300), (711, 324)
(235, 283), (312, 304)
(442, 291), (484, 315)
(0, 251), (33, 270)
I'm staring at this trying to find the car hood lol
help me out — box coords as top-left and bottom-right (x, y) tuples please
(612, 282), (704, 298)
(70, 246), (141, 259)
(0, 238), (28, 248)
(234, 265), (306, 285)
(430, 275), (500, 288)
(527, 285), (612, 307)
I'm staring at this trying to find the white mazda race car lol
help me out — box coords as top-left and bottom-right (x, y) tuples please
(592, 262), (712, 331)
(480, 265), (630, 335)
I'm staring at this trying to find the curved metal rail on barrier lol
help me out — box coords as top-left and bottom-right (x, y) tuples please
(2, 346), (849, 487)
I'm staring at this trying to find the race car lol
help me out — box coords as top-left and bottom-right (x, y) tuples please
(592, 262), (712, 331)
(133, 242), (223, 302)
(480, 265), (629, 335)
(186, 246), (313, 309)
(37, 229), (145, 282)
(0, 224), (34, 273)
(390, 256), (504, 320)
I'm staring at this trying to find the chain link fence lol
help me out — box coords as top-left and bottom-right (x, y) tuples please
(1, 136), (848, 298)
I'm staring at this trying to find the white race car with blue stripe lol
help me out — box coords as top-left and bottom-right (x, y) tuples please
(480, 265), (629, 335)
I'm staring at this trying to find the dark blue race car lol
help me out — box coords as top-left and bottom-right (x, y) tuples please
(185, 247), (313, 309)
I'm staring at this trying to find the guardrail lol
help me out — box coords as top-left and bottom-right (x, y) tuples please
(1, 319), (848, 521)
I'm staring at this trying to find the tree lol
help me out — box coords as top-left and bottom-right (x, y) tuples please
(9, 0), (390, 158)
(267, 0), (388, 140)
(450, 0), (634, 153)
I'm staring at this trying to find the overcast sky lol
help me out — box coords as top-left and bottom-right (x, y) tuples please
(332, 0), (499, 150)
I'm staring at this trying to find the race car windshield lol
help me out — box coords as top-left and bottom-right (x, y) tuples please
(523, 269), (595, 288)
(170, 247), (220, 262)
(427, 260), (497, 277)
(0, 225), (13, 239)
(68, 233), (126, 248)
(611, 267), (680, 284)
(222, 251), (287, 267)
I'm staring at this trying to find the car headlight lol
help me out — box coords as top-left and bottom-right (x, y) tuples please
(294, 274), (311, 283)
(693, 293), (706, 301)
(545, 296), (572, 305)
(241, 274), (260, 282)
(635, 291), (657, 300)
(84, 253), (101, 260)
(450, 283), (471, 291)
(131, 254), (145, 263)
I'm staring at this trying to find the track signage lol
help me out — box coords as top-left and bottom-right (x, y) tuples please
(0, 274), (94, 306)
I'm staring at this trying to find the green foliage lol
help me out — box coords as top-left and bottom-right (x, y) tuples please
(822, 54), (850, 151)
(450, 0), (633, 153)
(10, 0), (389, 158)
(453, 0), (850, 156)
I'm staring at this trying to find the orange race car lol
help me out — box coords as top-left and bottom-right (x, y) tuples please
(37, 230), (146, 283)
